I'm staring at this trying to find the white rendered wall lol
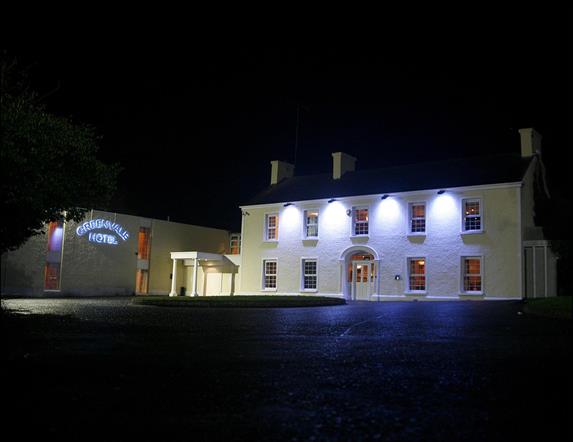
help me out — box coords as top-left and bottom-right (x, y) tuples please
(239, 185), (522, 299)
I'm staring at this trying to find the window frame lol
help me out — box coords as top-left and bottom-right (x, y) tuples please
(461, 198), (484, 234)
(408, 202), (426, 235)
(405, 256), (427, 294)
(351, 206), (369, 237)
(460, 255), (484, 295)
(262, 258), (278, 291)
(300, 257), (318, 292)
(229, 233), (241, 254)
(264, 212), (279, 242)
(302, 209), (319, 239)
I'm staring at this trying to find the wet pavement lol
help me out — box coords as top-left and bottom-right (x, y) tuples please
(2, 298), (571, 441)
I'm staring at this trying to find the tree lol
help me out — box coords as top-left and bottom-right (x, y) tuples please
(0, 55), (120, 253)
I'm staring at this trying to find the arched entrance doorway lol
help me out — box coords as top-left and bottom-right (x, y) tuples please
(339, 246), (380, 301)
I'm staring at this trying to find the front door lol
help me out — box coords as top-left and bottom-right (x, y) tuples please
(352, 260), (372, 300)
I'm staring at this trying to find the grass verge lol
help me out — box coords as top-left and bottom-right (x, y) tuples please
(523, 296), (572, 320)
(132, 295), (346, 308)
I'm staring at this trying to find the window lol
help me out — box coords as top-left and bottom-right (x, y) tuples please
(302, 259), (318, 291)
(44, 263), (61, 290)
(138, 227), (151, 260)
(135, 269), (149, 294)
(407, 258), (426, 292)
(304, 210), (319, 238)
(409, 203), (426, 234)
(263, 259), (277, 290)
(44, 220), (64, 291)
(462, 257), (482, 293)
(265, 213), (279, 241)
(352, 207), (369, 236)
(462, 198), (482, 232)
(230, 233), (241, 254)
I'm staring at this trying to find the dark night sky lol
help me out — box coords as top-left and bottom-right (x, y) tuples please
(18, 13), (570, 232)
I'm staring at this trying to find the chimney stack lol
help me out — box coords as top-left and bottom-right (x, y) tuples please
(518, 128), (542, 157)
(331, 152), (356, 180)
(270, 160), (294, 185)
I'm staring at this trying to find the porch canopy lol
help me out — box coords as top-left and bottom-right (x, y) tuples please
(169, 251), (224, 296)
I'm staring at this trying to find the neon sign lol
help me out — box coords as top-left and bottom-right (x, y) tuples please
(76, 219), (130, 245)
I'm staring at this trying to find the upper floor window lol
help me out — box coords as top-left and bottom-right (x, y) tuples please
(352, 207), (369, 236)
(230, 233), (241, 254)
(137, 227), (151, 260)
(304, 210), (319, 238)
(409, 203), (426, 234)
(265, 213), (279, 241)
(407, 257), (426, 292)
(263, 259), (277, 290)
(462, 256), (482, 293)
(462, 198), (482, 232)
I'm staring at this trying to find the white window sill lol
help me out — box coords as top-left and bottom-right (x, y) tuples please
(460, 230), (484, 235)
(263, 239), (279, 243)
(303, 237), (319, 241)
(350, 235), (369, 239)
(43, 289), (61, 292)
(404, 291), (427, 295)
(460, 292), (484, 296)
(407, 233), (426, 238)
(301, 289), (318, 293)
(261, 288), (277, 292)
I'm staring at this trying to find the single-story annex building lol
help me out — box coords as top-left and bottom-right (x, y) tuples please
(0, 128), (558, 300)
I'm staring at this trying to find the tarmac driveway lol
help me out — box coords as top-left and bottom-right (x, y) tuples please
(3, 298), (571, 441)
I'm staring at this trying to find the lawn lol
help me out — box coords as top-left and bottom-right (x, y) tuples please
(523, 296), (572, 319)
(132, 295), (346, 308)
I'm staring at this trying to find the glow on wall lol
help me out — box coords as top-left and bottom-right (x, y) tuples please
(76, 219), (130, 245)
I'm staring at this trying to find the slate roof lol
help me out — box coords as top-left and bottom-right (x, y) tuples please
(244, 153), (532, 206)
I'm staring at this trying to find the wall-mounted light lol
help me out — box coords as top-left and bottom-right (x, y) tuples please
(346, 209), (352, 217)
(437, 189), (446, 195)
(381, 194), (389, 200)
(283, 202), (293, 207)
(394, 274), (401, 281)
(242, 210), (250, 216)
(328, 198), (337, 203)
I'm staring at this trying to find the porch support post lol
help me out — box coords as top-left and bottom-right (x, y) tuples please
(191, 258), (199, 296)
(169, 259), (178, 297)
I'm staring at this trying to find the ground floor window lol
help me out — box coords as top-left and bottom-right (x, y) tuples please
(408, 258), (426, 291)
(44, 263), (61, 290)
(302, 259), (317, 290)
(462, 257), (482, 293)
(136, 269), (149, 294)
(263, 259), (277, 290)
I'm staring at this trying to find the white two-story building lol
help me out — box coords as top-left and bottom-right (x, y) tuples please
(236, 128), (557, 300)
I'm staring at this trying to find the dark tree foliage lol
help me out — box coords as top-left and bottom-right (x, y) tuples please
(0, 56), (119, 253)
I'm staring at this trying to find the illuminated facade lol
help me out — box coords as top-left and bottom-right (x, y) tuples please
(0, 210), (233, 296)
(237, 128), (558, 300)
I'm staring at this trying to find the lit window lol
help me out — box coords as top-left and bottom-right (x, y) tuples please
(462, 257), (482, 293)
(462, 199), (482, 232)
(138, 227), (151, 260)
(304, 210), (319, 238)
(47, 221), (64, 252)
(44, 220), (64, 291)
(263, 259), (277, 289)
(408, 258), (426, 291)
(135, 269), (149, 294)
(409, 203), (426, 233)
(230, 233), (241, 254)
(265, 213), (279, 241)
(302, 259), (317, 290)
(352, 207), (369, 236)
